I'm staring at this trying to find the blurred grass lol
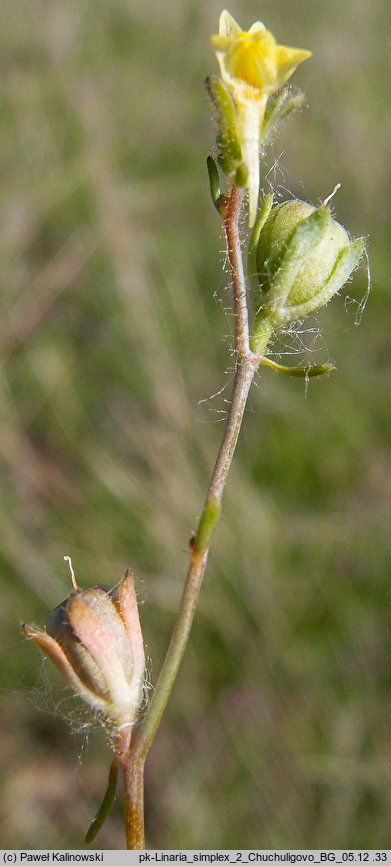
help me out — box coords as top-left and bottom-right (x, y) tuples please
(1, 0), (391, 850)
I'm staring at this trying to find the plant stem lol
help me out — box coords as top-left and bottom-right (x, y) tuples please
(123, 758), (145, 849)
(224, 186), (251, 356)
(124, 186), (268, 848)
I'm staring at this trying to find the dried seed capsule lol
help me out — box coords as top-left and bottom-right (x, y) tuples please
(23, 571), (145, 729)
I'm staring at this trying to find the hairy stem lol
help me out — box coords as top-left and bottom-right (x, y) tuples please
(224, 186), (251, 356)
(124, 186), (267, 848)
(123, 759), (145, 849)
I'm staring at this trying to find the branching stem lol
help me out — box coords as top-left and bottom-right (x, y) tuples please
(123, 186), (268, 848)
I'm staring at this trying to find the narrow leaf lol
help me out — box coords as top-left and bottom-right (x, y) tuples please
(260, 357), (335, 377)
(206, 156), (228, 216)
(85, 759), (119, 844)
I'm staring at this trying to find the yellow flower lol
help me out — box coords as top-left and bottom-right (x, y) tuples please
(211, 11), (312, 225)
(212, 11), (312, 98)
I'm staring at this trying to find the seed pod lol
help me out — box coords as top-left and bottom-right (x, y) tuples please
(250, 199), (365, 352)
(22, 570), (145, 729)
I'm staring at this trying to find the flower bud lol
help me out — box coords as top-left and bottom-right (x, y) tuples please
(22, 570), (145, 729)
(251, 199), (365, 349)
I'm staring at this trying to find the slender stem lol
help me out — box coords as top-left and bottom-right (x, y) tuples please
(123, 759), (145, 849)
(206, 357), (257, 500)
(131, 362), (257, 759)
(224, 186), (250, 356)
(124, 186), (268, 847)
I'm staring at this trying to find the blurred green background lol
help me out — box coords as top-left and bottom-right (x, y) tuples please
(1, 0), (390, 850)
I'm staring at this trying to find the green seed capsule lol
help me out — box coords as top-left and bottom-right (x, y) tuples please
(252, 199), (364, 332)
(256, 200), (350, 307)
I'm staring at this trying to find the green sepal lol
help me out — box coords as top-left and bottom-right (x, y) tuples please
(85, 758), (119, 844)
(205, 76), (242, 178)
(284, 237), (366, 323)
(206, 156), (229, 216)
(262, 86), (306, 143)
(194, 498), (221, 553)
(248, 194), (274, 297)
(260, 357), (336, 377)
(258, 207), (331, 316)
